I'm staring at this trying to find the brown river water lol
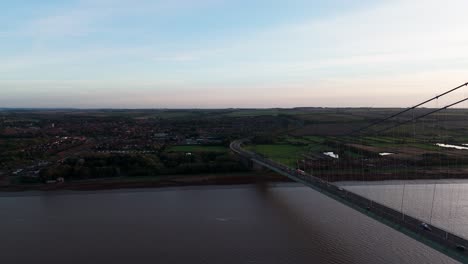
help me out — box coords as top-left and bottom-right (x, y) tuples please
(341, 179), (468, 240)
(0, 183), (458, 264)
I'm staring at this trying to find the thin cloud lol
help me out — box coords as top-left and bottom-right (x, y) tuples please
(1, 0), (468, 107)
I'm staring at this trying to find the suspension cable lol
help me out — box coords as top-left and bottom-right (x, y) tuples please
(372, 97), (468, 135)
(346, 82), (468, 136)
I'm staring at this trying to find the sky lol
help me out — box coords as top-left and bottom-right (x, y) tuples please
(1, 0), (467, 108)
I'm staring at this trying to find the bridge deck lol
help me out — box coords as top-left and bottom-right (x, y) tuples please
(231, 140), (468, 263)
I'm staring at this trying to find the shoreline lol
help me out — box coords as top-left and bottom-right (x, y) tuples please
(0, 172), (290, 192)
(337, 178), (468, 186)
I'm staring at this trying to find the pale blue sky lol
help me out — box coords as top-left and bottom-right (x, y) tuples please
(1, 0), (467, 108)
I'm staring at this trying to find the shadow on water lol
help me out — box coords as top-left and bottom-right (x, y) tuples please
(253, 181), (360, 263)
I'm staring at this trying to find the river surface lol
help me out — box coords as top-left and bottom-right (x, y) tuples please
(0, 183), (458, 264)
(341, 179), (468, 240)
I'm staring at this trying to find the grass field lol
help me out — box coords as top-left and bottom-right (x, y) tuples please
(245, 144), (310, 166)
(167, 145), (227, 153)
(246, 134), (340, 166)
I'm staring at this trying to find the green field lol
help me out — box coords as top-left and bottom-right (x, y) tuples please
(303, 136), (326, 143)
(167, 145), (227, 153)
(247, 134), (336, 166)
(245, 144), (310, 166)
(278, 135), (326, 145)
(356, 136), (442, 151)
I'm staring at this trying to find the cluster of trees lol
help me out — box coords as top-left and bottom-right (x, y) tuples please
(39, 150), (248, 181)
(159, 151), (247, 174)
(40, 154), (163, 181)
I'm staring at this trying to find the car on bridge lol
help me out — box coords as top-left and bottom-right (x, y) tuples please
(420, 222), (432, 231)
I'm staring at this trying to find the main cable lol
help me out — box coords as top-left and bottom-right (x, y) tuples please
(372, 97), (468, 135)
(346, 82), (468, 136)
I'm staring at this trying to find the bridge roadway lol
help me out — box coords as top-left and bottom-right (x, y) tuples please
(230, 139), (468, 263)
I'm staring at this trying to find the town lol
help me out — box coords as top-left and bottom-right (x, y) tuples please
(0, 109), (292, 189)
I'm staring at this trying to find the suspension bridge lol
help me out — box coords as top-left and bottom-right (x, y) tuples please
(231, 82), (468, 263)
